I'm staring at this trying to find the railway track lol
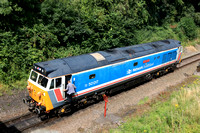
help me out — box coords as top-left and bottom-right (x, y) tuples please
(0, 112), (45, 133)
(1, 52), (200, 133)
(177, 52), (200, 68)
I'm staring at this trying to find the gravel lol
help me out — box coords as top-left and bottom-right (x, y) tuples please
(0, 89), (29, 121)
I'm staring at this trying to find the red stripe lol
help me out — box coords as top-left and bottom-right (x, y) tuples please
(74, 60), (176, 97)
(54, 88), (64, 102)
(177, 53), (181, 61)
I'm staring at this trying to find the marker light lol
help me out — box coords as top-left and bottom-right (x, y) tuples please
(37, 92), (41, 97)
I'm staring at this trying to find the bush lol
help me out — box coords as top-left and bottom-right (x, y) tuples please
(193, 12), (200, 26)
(178, 17), (197, 40)
(134, 26), (179, 44)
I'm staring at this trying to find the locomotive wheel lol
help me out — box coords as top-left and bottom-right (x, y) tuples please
(28, 108), (34, 112)
(145, 74), (152, 81)
(58, 104), (71, 116)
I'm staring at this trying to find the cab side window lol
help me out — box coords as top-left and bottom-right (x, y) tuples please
(56, 78), (62, 88)
(50, 79), (54, 89)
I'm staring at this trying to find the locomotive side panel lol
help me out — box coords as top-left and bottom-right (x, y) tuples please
(72, 66), (110, 96)
(73, 48), (179, 99)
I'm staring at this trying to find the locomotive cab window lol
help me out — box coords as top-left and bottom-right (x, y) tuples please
(38, 75), (48, 88)
(30, 71), (38, 82)
(50, 79), (54, 89)
(89, 74), (96, 79)
(133, 62), (138, 66)
(56, 78), (62, 88)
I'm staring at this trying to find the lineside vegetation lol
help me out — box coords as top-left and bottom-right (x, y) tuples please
(111, 77), (200, 132)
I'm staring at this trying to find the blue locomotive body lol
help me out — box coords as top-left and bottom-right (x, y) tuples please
(25, 39), (182, 114)
(72, 47), (179, 97)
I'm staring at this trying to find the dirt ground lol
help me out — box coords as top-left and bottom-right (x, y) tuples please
(0, 89), (29, 121)
(0, 45), (200, 133)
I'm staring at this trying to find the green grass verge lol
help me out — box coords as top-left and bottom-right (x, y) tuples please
(111, 78), (200, 133)
(0, 79), (27, 96)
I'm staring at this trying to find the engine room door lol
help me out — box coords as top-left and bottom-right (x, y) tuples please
(55, 77), (65, 99)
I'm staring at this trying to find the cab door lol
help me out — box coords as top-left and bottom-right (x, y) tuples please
(54, 77), (65, 100)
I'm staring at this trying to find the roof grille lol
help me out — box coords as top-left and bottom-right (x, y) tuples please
(124, 49), (135, 54)
(161, 40), (170, 44)
(105, 49), (117, 53)
(151, 44), (163, 48)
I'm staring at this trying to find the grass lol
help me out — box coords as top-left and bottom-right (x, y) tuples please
(111, 78), (200, 133)
(138, 97), (149, 105)
(0, 79), (27, 96)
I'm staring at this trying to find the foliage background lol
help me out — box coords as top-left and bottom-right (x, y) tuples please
(0, 0), (199, 87)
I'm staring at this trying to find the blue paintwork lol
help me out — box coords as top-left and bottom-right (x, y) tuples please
(48, 90), (65, 108)
(72, 48), (178, 95)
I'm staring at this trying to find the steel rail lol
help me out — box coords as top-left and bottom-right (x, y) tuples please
(1, 112), (32, 125)
(0, 112), (59, 133)
(177, 52), (200, 68)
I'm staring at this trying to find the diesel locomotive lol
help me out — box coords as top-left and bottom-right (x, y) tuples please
(23, 39), (183, 117)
